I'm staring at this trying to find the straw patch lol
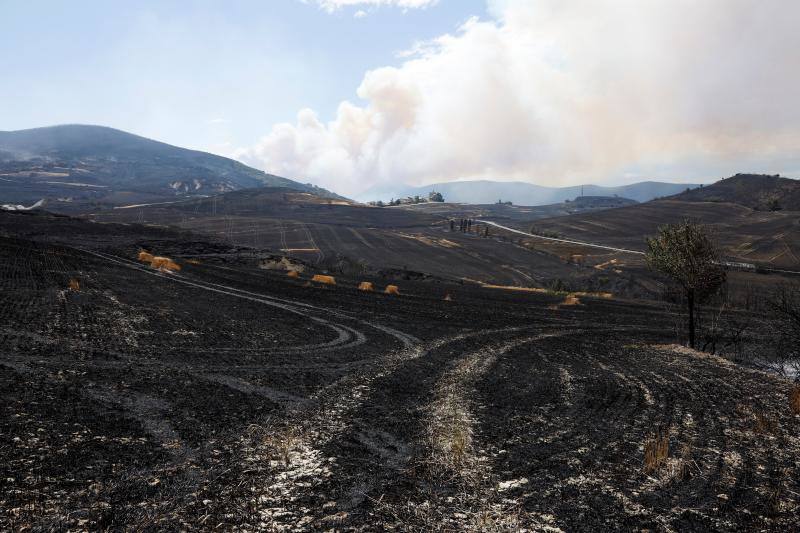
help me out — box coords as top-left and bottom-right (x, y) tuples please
(481, 284), (548, 294)
(138, 250), (154, 263)
(150, 256), (181, 272)
(570, 291), (613, 299)
(287, 270), (300, 279)
(68, 278), (80, 292)
(594, 258), (619, 270)
(358, 281), (374, 292)
(312, 274), (336, 285)
(384, 285), (400, 295)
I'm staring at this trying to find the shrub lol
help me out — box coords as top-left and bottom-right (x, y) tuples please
(790, 385), (800, 415)
(771, 284), (800, 372)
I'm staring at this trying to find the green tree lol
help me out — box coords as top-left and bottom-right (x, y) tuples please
(646, 220), (726, 349)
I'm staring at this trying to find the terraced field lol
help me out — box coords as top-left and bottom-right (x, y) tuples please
(1, 219), (799, 531)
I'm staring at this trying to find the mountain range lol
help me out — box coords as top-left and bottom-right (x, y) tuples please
(358, 179), (704, 206)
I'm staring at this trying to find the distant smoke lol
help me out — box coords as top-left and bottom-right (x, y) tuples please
(238, 0), (800, 195)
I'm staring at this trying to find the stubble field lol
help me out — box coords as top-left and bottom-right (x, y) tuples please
(1, 214), (799, 531)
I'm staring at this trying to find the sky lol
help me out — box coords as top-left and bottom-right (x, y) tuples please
(2, 0), (799, 196)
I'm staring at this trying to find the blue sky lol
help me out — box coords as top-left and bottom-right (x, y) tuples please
(2, 0), (799, 195)
(0, 0), (485, 150)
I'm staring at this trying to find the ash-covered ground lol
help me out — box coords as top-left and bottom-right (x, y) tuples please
(1, 211), (799, 531)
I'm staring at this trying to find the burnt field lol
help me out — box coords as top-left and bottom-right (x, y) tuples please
(80, 188), (645, 294)
(526, 200), (800, 271)
(2, 213), (800, 531)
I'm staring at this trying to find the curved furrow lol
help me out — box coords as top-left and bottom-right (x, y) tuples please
(239, 326), (536, 529)
(83, 249), (418, 351)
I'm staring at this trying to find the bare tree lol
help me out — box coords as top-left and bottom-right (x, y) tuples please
(771, 283), (800, 377)
(646, 220), (726, 349)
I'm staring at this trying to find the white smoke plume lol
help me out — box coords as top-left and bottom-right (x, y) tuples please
(238, 0), (800, 195)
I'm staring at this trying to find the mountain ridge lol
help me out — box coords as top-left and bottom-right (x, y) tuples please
(0, 124), (343, 204)
(358, 179), (703, 206)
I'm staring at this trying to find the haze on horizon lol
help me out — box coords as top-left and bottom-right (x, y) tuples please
(2, 0), (799, 196)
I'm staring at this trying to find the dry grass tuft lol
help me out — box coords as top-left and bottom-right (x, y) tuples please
(790, 385), (800, 415)
(358, 281), (373, 292)
(675, 443), (694, 481)
(448, 426), (470, 466)
(427, 401), (473, 474)
(258, 426), (301, 467)
(444, 293), (452, 301)
(644, 429), (669, 474)
(287, 270), (300, 279)
(562, 294), (581, 306)
(150, 256), (181, 272)
(186, 259), (201, 265)
(385, 284), (400, 295)
(312, 274), (336, 285)
(67, 278), (80, 292)
(137, 250), (154, 263)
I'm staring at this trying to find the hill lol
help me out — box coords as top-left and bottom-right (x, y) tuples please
(358, 179), (701, 206)
(0, 124), (341, 205)
(672, 173), (800, 211)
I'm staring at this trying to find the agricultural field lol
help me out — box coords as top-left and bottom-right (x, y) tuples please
(78, 188), (654, 296)
(1, 211), (799, 531)
(527, 200), (800, 271)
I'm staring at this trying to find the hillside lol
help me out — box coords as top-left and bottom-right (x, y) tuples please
(672, 173), (800, 211)
(0, 125), (341, 205)
(526, 198), (800, 270)
(359, 179), (701, 206)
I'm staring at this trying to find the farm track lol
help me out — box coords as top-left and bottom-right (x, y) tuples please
(1, 232), (799, 531)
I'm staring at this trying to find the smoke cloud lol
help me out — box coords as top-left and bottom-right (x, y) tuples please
(238, 0), (800, 195)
